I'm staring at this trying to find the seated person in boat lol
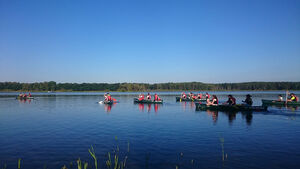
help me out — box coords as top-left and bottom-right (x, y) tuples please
(242, 94), (253, 106)
(287, 93), (298, 102)
(107, 93), (112, 101)
(277, 94), (283, 101)
(23, 93), (27, 97)
(181, 92), (187, 99)
(205, 92), (210, 99)
(104, 93), (108, 101)
(19, 93), (23, 97)
(28, 92), (32, 97)
(206, 95), (218, 106)
(224, 95), (236, 106)
(188, 92), (193, 99)
(197, 93), (203, 99)
(154, 93), (161, 101)
(146, 93), (151, 100)
(138, 93), (145, 101)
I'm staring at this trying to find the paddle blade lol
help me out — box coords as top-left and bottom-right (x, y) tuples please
(112, 98), (117, 101)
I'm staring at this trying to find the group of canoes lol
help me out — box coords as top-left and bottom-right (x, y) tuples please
(17, 93), (33, 100)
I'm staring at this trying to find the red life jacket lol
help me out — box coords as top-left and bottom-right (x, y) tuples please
(296, 96), (299, 102)
(107, 95), (112, 101)
(232, 97), (236, 105)
(154, 94), (158, 100)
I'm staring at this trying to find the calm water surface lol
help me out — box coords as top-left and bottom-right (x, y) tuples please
(0, 91), (300, 169)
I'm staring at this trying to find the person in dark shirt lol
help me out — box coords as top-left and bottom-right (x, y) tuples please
(243, 94), (253, 106)
(224, 95), (236, 106)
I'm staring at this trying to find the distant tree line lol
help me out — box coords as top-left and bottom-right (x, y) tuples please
(0, 81), (300, 92)
(0, 81), (300, 91)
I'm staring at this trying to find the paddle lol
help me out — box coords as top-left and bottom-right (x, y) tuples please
(285, 90), (288, 105)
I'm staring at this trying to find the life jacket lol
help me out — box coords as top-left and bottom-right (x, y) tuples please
(147, 95), (151, 100)
(197, 94), (202, 99)
(154, 94), (158, 101)
(206, 94), (210, 99)
(139, 94), (144, 101)
(107, 95), (112, 101)
(296, 96), (299, 102)
(29, 93), (31, 97)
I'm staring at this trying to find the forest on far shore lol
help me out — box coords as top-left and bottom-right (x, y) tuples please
(0, 81), (300, 92)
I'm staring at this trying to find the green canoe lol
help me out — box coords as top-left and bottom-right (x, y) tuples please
(134, 98), (163, 104)
(262, 99), (300, 106)
(195, 103), (267, 112)
(176, 97), (206, 102)
(99, 100), (116, 105)
(16, 96), (34, 100)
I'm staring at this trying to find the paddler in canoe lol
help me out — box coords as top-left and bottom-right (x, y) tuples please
(154, 93), (161, 101)
(242, 94), (253, 106)
(196, 93), (203, 99)
(206, 95), (218, 106)
(223, 95), (236, 106)
(104, 93), (108, 101)
(181, 92), (187, 99)
(205, 92), (210, 99)
(287, 93), (299, 102)
(146, 93), (151, 100)
(138, 93), (145, 101)
(277, 94), (283, 101)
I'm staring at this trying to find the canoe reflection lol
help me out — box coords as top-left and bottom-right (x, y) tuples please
(18, 99), (32, 104)
(103, 103), (117, 113)
(180, 101), (195, 111)
(204, 110), (253, 125)
(136, 103), (161, 113)
(206, 110), (218, 124)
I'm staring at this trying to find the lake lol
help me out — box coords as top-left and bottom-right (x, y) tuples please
(0, 91), (300, 169)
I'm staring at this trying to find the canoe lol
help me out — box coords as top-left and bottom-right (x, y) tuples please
(99, 100), (115, 105)
(134, 98), (163, 104)
(195, 103), (267, 112)
(176, 97), (206, 102)
(16, 96), (34, 100)
(262, 99), (300, 106)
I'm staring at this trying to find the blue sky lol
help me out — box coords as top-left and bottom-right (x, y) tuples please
(0, 0), (299, 83)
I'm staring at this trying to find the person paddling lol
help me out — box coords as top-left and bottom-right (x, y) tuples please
(197, 93), (202, 99)
(277, 94), (283, 101)
(205, 92), (210, 99)
(243, 94), (253, 106)
(206, 95), (218, 106)
(181, 92), (187, 99)
(224, 95), (236, 106)
(154, 93), (161, 101)
(138, 93), (145, 101)
(107, 93), (112, 101)
(146, 93), (151, 100)
(288, 93), (298, 102)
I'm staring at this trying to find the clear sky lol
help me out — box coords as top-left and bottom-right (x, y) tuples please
(0, 0), (299, 83)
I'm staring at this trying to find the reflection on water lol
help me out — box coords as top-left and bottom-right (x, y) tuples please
(206, 110), (218, 124)
(136, 103), (162, 113)
(1, 92), (300, 169)
(180, 101), (195, 111)
(103, 103), (117, 113)
(18, 99), (32, 104)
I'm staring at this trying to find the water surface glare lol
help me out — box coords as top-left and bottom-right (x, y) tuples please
(0, 91), (300, 169)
